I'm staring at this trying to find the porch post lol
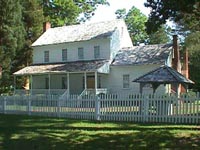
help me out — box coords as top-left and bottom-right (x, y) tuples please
(176, 83), (180, 97)
(30, 75), (33, 95)
(67, 73), (70, 94)
(95, 71), (98, 94)
(84, 72), (87, 90)
(48, 74), (51, 95)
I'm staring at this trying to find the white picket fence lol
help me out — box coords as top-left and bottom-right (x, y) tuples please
(0, 93), (199, 124)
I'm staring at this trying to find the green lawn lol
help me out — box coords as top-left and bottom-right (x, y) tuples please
(0, 114), (199, 150)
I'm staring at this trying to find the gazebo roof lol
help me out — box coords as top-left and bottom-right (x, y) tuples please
(133, 65), (194, 84)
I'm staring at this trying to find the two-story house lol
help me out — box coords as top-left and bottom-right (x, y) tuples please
(14, 19), (190, 96)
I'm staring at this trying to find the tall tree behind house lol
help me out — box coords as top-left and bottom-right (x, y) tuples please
(0, 0), (25, 93)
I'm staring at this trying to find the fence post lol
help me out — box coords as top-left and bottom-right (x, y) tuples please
(95, 96), (101, 121)
(143, 95), (149, 122)
(57, 99), (61, 118)
(3, 97), (7, 114)
(27, 96), (32, 115)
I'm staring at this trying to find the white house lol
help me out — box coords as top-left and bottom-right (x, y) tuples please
(14, 19), (186, 96)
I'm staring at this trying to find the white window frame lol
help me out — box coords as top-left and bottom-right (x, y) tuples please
(44, 51), (49, 63)
(123, 74), (130, 89)
(94, 46), (100, 59)
(78, 47), (84, 60)
(62, 49), (67, 61)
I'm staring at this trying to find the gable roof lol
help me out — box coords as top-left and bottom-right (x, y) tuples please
(112, 44), (172, 65)
(133, 65), (194, 84)
(32, 19), (124, 47)
(14, 60), (109, 75)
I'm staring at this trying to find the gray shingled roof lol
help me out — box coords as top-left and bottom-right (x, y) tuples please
(133, 65), (194, 84)
(112, 44), (172, 65)
(14, 60), (109, 75)
(32, 19), (124, 47)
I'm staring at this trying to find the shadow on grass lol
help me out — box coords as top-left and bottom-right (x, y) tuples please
(0, 114), (199, 150)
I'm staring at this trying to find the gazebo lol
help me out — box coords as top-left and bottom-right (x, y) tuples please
(133, 65), (194, 95)
(132, 65), (194, 115)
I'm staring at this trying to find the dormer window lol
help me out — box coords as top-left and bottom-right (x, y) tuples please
(62, 49), (67, 61)
(44, 51), (49, 62)
(78, 47), (84, 60)
(94, 46), (100, 59)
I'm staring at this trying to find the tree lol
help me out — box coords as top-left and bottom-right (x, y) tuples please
(115, 7), (170, 45)
(11, 0), (45, 89)
(185, 31), (200, 91)
(144, 0), (199, 34)
(116, 7), (148, 45)
(42, 0), (109, 27)
(15, 0), (44, 70)
(145, 0), (200, 91)
(115, 8), (126, 19)
(148, 25), (170, 44)
(0, 0), (25, 93)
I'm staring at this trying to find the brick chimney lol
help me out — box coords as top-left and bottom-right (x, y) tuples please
(181, 48), (189, 78)
(181, 48), (189, 93)
(43, 22), (51, 32)
(172, 35), (181, 95)
(172, 35), (181, 72)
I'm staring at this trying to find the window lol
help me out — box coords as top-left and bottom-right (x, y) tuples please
(62, 77), (67, 89)
(94, 46), (100, 59)
(62, 49), (67, 61)
(78, 47), (84, 60)
(44, 51), (49, 62)
(123, 74), (130, 88)
(45, 77), (49, 89)
(98, 76), (101, 88)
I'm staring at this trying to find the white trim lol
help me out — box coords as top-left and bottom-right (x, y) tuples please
(48, 74), (51, 95)
(30, 75), (33, 95)
(84, 72), (87, 90)
(67, 73), (70, 94)
(95, 72), (98, 94)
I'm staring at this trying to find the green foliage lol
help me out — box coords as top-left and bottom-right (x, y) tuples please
(185, 31), (200, 91)
(74, 0), (109, 22)
(125, 6), (148, 45)
(115, 7), (170, 45)
(42, 0), (109, 26)
(148, 25), (171, 45)
(0, 0), (25, 93)
(145, 0), (199, 34)
(42, 0), (80, 26)
(115, 8), (126, 19)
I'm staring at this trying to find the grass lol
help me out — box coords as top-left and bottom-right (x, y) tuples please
(0, 114), (199, 150)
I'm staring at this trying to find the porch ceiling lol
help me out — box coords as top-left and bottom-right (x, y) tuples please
(14, 60), (110, 76)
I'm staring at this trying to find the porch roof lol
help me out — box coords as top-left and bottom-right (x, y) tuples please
(14, 60), (109, 76)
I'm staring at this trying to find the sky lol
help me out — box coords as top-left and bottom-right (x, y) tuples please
(88, 0), (150, 23)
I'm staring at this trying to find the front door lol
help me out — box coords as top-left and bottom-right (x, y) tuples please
(87, 76), (95, 89)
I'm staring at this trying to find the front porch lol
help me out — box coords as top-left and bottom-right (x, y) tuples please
(14, 72), (108, 95)
(13, 60), (110, 97)
(14, 72), (109, 97)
